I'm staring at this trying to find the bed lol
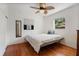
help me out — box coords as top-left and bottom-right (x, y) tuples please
(25, 34), (63, 53)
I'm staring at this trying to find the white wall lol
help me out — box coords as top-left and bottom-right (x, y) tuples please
(7, 4), (43, 45)
(0, 4), (8, 55)
(43, 4), (79, 49)
(1, 3), (78, 55)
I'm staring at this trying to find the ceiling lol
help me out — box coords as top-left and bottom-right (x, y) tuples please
(45, 3), (76, 16)
(25, 3), (76, 16)
(7, 3), (76, 16)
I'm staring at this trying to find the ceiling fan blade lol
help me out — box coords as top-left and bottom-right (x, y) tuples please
(46, 6), (55, 10)
(30, 6), (40, 9)
(39, 3), (44, 8)
(30, 3), (55, 14)
(35, 11), (40, 14)
(44, 10), (48, 14)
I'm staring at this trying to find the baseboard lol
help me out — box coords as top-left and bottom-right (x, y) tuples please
(1, 38), (26, 56)
(60, 42), (76, 50)
(0, 46), (7, 56)
(8, 37), (26, 45)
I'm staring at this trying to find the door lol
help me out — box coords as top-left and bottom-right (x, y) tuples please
(77, 30), (79, 56)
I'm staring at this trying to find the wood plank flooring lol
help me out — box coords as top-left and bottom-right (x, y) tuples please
(4, 42), (76, 56)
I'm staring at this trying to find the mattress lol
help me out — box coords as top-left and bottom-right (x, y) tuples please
(25, 34), (63, 53)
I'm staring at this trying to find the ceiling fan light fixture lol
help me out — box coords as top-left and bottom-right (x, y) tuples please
(30, 3), (55, 15)
(44, 10), (48, 14)
(40, 10), (44, 13)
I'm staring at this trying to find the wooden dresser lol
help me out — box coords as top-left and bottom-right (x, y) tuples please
(77, 30), (79, 56)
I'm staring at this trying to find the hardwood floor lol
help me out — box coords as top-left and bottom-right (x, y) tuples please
(4, 42), (76, 56)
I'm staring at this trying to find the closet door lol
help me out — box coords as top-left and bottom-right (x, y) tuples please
(77, 30), (79, 56)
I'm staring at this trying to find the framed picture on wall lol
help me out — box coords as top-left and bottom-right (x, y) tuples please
(31, 25), (34, 30)
(24, 25), (27, 30)
(24, 25), (34, 30)
(55, 17), (65, 29)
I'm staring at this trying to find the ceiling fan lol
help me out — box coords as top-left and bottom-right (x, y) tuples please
(30, 3), (55, 14)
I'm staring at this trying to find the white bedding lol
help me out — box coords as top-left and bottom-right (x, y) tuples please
(25, 34), (63, 53)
